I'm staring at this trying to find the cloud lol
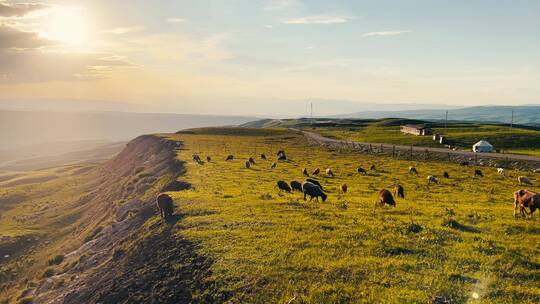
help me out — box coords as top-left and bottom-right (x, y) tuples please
(100, 26), (145, 35)
(119, 33), (232, 64)
(0, 49), (133, 83)
(167, 18), (185, 23)
(0, 25), (52, 49)
(362, 31), (411, 37)
(0, 2), (48, 17)
(284, 15), (352, 25)
(264, 0), (299, 11)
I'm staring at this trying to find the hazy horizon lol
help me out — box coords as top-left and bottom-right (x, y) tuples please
(1, 0), (539, 115)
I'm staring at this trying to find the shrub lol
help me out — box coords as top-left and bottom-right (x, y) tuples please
(42, 268), (55, 278)
(48, 255), (64, 266)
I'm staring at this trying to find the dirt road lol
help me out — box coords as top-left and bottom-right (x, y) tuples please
(298, 129), (540, 166)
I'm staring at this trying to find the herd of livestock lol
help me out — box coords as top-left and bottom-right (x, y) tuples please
(162, 149), (540, 220)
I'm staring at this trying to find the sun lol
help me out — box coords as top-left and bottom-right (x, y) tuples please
(43, 6), (90, 49)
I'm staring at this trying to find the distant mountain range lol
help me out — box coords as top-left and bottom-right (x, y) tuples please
(333, 105), (540, 126)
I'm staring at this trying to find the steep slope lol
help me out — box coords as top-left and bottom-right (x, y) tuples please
(1, 134), (219, 303)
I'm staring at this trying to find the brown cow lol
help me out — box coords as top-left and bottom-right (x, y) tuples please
(377, 189), (396, 207)
(157, 193), (174, 219)
(514, 189), (540, 217)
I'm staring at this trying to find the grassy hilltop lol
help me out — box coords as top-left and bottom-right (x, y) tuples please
(244, 118), (540, 156)
(1, 127), (539, 303)
(164, 127), (539, 303)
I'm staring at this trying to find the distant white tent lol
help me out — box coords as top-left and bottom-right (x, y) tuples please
(473, 140), (493, 153)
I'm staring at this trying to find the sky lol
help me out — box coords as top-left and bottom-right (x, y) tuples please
(0, 0), (539, 116)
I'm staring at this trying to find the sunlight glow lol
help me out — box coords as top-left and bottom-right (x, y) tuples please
(43, 6), (90, 49)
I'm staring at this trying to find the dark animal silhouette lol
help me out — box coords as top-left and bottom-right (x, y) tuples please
(277, 180), (292, 192)
(206, 156), (211, 162)
(245, 161), (251, 169)
(443, 171), (450, 178)
(377, 189), (395, 207)
(341, 183), (348, 193)
(226, 155), (234, 161)
(460, 161), (470, 166)
(192, 154), (201, 162)
(302, 168), (309, 177)
(370, 165), (376, 171)
(409, 166), (418, 174)
(249, 157), (256, 165)
(261, 154), (267, 160)
(394, 184), (404, 198)
(312, 168), (320, 176)
(305, 178), (323, 190)
(290, 180), (303, 192)
(270, 162), (277, 169)
(474, 170), (483, 177)
(302, 182), (327, 202)
(277, 150), (285, 156)
(156, 193), (174, 219)
(357, 167), (367, 175)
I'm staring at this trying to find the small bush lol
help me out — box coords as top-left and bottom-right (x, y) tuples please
(48, 255), (64, 265)
(42, 268), (55, 278)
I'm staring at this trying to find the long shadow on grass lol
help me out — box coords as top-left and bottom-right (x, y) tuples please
(442, 219), (481, 233)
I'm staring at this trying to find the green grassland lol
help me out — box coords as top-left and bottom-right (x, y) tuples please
(164, 128), (540, 303)
(249, 118), (540, 154)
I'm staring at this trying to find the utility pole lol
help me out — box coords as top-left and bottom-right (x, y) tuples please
(310, 102), (313, 126)
(510, 108), (514, 129)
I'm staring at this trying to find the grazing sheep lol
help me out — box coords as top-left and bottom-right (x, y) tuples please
(443, 171), (450, 179)
(474, 169), (484, 177)
(377, 189), (395, 207)
(518, 176), (533, 186)
(370, 165), (376, 171)
(409, 166), (418, 174)
(290, 180), (303, 192)
(270, 162), (277, 169)
(341, 183), (348, 193)
(394, 184), (405, 198)
(312, 168), (320, 176)
(277, 150), (285, 156)
(305, 178), (323, 190)
(278, 153), (287, 161)
(245, 161), (251, 169)
(249, 157), (256, 165)
(261, 154), (267, 160)
(206, 156), (211, 162)
(357, 167), (367, 175)
(497, 168), (506, 176)
(226, 155), (234, 161)
(326, 168), (334, 177)
(156, 193), (174, 219)
(302, 182), (327, 202)
(514, 189), (540, 217)
(192, 154), (202, 162)
(427, 175), (438, 185)
(277, 180), (292, 192)
(302, 168), (309, 177)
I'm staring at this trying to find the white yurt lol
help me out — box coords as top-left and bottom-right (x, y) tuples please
(472, 140), (493, 153)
